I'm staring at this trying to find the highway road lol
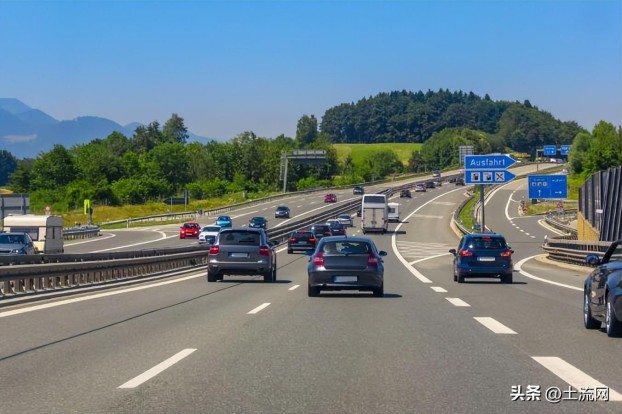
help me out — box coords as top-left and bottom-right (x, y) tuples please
(1, 166), (620, 413)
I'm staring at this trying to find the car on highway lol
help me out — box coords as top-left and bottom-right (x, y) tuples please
(336, 213), (353, 227)
(215, 215), (233, 228)
(326, 220), (346, 236)
(306, 236), (387, 297)
(449, 233), (514, 283)
(455, 177), (465, 186)
(583, 239), (622, 337)
(353, 186), (364, 195)
(414, 184), (426, 192)
(0, 232), (37, 255)
(249, 216), (268, 229)
(287, 229), (317, 254)
(207, 228), (277, 283)
(324, 193), (337, 203)
(198, 225), (221, 244)
(310, 223), (332, 241)
(399, 189), (411, 198)
(179, 222), (201, 239)
(425, 181), (435, 189)
(274, 205), (290, 219)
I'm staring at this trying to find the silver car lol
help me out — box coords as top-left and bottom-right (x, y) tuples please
(306, 236), (387, 297)
(207, 228), (277, 283)
(0, 232), (37, 255)
(336, 213), (353, 227)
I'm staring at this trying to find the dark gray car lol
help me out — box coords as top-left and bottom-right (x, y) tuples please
(306, 236), (387, 297)
(207, 228), (277, 283)
(0, 232), (37, 255)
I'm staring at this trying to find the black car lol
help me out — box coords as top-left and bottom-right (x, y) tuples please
(249, 216), (268, 229)
(584, 239), (622, 337)
(449, 233), (514, 283)
(287, 230), (317, 254)
(327, 221), (346, 236)
(310, 223), (332, 241)
(353, 186), (365, 195)
(399, 189), (411, 198)
(455, 177), (465, 186)
(274, 205), (290, 218)
(425, 181), (435, 189)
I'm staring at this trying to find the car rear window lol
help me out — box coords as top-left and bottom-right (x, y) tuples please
(466, 237), (507, 249)
(219, 231), (261, 246)
(293, 231), (313, 238)
(322, 241), (370, 254)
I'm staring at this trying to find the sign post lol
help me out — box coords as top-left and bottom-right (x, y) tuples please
(464, 155), (517, 232)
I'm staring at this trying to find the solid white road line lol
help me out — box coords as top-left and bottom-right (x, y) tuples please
(431, 286), (448, 293)
(474, 317), (517, 334)
(446, 297), (470, 307)
(515, 256), (582, 291)
(289, 285), (300, 291)
(0, 273), (205, 319)
(248, 303), (271, 314)
(118, 349), (197, 389)
(93, 231), (175, 252)
(532, 357), (622, 401)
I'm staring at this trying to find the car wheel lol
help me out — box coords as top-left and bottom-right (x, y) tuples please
(501, 273), (513, 284)
(583, 292), (600, 329)
(287, 248), (293, 254)
(373, 284), (384, 297)
(308, 285), (320, 297)
(453, 272), (457, 282)
(457, 273), (465, 283)
(207, 271), (218, 282)
(263, 266), (276, 283)
(605, 295), (622, 337)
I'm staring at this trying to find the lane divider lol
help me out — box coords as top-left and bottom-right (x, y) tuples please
(446, 297), (470, 307)
(247, 303), (271, 314)
(474, 317), (517, 334)
(118, 348), (197, 389)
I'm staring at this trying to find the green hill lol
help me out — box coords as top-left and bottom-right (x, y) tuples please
(333, 143), (422, 166)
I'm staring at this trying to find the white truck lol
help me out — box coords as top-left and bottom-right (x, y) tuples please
(387, 202), (400, 223)
(2, 214), (64, 254)
(361, 194), (388, 234)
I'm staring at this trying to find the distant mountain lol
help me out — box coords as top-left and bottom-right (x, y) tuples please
(0, 99), (212, 159)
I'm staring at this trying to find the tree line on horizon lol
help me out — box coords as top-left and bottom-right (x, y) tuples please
(0, 89), (620, 213)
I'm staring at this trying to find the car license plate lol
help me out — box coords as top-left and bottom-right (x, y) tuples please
(297, 241), (307, 244)
(334, 276), (357, 283)
(230, 252), (248, 258)
(478, 257), (495, 262)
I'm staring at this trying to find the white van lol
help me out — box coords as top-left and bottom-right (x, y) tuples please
(2, 214), (64, 254)
(361, 194), (388, 234)
(387, 202), (399, 222)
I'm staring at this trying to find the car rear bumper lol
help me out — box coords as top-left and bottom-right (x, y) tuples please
(308, 271), (383, 290)
(456, 265), (513, 278)
(208, 261), (271, 275)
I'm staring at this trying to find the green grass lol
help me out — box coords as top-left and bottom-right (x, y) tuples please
(333, 143), (422, 166)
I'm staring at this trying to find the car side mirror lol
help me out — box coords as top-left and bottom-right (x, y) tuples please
(449, 248), (457, 255)
(585, 254), (600, 266)
(269, 240), (279, 247)
(378, 251), (387, 256)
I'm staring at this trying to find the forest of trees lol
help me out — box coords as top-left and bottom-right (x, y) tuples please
(0, 89), (620, 213)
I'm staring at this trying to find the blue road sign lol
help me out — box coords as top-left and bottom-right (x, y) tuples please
(528, 175), (568, 199)
(543, 145), (557, 156)
(560, 145), (571, 156)
(465, 170), (516, 185)
(464, 154), (517, 170)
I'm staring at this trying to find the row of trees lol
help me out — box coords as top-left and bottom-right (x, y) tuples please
(1, 90), (620, 213)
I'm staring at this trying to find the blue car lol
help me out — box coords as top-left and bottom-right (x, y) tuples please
(449, 233), (514, 283)
(215, 215), (232, 228)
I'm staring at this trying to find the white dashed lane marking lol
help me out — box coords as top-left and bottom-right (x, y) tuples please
(248, 303), (271, 314)
(118, 349), (196, 389)
(431, 286), (448, 293)
(532, 357), (622, 401)
(446, 297), (470, 307)
(474, 317), (517, 334)
(288, 285), (300, 291)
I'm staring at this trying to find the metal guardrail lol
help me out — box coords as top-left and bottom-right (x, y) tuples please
(63, 225), (101, 239)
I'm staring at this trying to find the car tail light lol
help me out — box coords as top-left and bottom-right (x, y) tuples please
(324, 231), (331, 236)
(367, 253), (379, 267)
(313, 253), (324, 266)
(458, 249), (473, 257)
(500, 250), (512, 257)
(259, 246), (271, 256)
(289, 237), (296, 243)
(309, 237), (317, 243)
(209, 245), (220, 254)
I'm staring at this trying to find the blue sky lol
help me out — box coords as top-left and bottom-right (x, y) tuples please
(1, 0), (621, 141)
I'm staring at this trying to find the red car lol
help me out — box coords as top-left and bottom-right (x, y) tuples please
(324, 193), (337, 203)
(179, 222), (201, 239)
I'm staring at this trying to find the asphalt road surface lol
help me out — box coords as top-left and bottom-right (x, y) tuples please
(1, 166), (620, 413)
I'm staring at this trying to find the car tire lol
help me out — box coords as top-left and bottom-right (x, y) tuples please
(453, 272), (457, 282)
(457, 273), (465, 283)
(287, 248), (293, 254)
(263, 266), (276, 283)
(605, 295), (622, 337)
(207, 271), (218, 282)
(584, 292), (600, 329)
(308, 285), (320, 297)
(373, 284), (384, 297)
(501, 273), (513, 284)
